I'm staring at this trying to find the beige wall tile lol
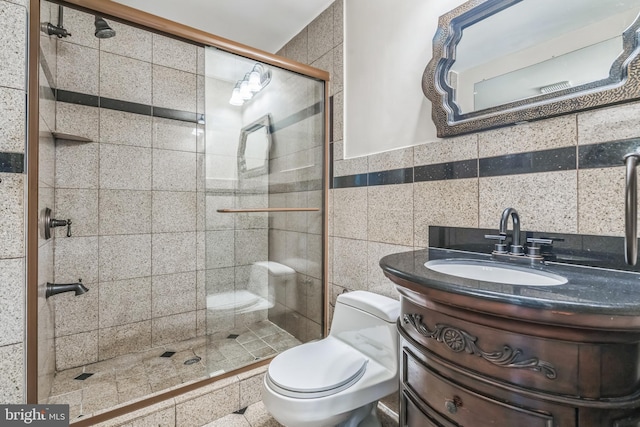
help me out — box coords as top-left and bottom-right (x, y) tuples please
(478, 115), (577, 157)
(59, 7), (98, 50)
(333, 237), (367, 290)
(99, 234), (151, 281)
(100, 110), (152, 147)
(0, 343), (23, 403)
(414, 134), (477, 165)
(152, 271), (197, 317)
(152, 232), (197, 275)
(332, 44), (344, 96)
(578, 167), (633, 236)
(578, 100), (640, 146)
(152, 65), (197, 112)
(0, 2), (26, 90)
(54, 188), (98, 237)
(0, 173), (24, 258)
(333, 90), (344, 142)
(53, 236), (98, 283)
(100, 21), (152, 63)
(55, 103), (99, 143)
(54, 140), (99, 189)
(152, 33), (197, 73)
(333, 187), (367, 239)
(283, 29), (307, 64)
(99, 190), (152, 235)
(152, 149), (196, 191)
(152, 117), (197, 152)
(53, 282), (97, 337)
(57, 41), (99, 95)
(55, 330), (98, 370)
(368, 184), (413, 246)
(206, 231), (235, 269)
(479, 171), (578, 233)
(100, 144), (152, 191)
(413, 178), (479, 248)
(0, 87), (26, 153)
(308, 6), (334, 63)
(368, 146), (413, 172)
(0, 258), (23, 346)
(152, 191), (197, 233)
(333, 0), (344, 46)
(152, 311), (197, 347)
(100, 52), (152, 105)
(98, 321), (152, 361)
(367, 241), (411, 299)
(99, 277), (151, 328)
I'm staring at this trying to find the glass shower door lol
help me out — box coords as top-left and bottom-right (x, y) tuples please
(203, 47), (325, 375)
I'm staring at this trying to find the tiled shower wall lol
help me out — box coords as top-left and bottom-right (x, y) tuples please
(0, 0), (28, 404)
(49, 6), (206, 371)
(280, 1), (640, 314)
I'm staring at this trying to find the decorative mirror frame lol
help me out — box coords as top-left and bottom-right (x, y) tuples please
(423, 0), (640, 137)
(237, 114), (273, 179)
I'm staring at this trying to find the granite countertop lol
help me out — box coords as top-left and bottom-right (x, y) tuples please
(380, 248), (640, 317)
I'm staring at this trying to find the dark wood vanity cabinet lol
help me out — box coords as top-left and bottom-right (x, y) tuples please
(394, 287), (640, 427)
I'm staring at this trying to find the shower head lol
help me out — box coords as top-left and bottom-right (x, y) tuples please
(94, 16), (116, 39)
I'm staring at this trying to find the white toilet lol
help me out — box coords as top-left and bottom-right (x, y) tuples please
(262, 291), (400, 427)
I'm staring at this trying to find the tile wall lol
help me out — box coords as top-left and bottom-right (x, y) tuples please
(278, 1), (640, 316)
(49, 6), (205, 371)
(0, 0), (28, 404)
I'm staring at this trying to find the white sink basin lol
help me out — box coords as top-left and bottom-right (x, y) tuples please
(424, 259), (568, 286)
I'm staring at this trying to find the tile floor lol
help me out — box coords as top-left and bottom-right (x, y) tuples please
(205, 401), (399, 427)
(45, 320), (300, 421)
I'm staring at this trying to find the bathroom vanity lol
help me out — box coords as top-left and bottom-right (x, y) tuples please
(381, 248), (640, 427)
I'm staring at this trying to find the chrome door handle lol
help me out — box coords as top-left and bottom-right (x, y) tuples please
(624, 152), (640, 265)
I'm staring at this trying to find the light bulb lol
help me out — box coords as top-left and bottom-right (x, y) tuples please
(229, 86), (244, 106)
(239, 80), (252, 100)
(248, 70), (262, 92)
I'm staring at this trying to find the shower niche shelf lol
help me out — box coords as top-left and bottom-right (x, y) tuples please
(51, 131), (92, 142)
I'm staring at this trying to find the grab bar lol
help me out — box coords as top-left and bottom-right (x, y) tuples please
(624, 152), (640, 265)
(217, 208), (320, 213)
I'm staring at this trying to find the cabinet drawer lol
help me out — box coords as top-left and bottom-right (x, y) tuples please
(400, 298), (579, 395)
(404, 348), (555, 427)
(403, 391), (455, 427)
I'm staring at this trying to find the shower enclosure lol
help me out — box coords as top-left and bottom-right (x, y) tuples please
(34, 2), (326, 421)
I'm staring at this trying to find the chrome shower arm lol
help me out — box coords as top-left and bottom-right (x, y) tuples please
(624, 153), (640, 265)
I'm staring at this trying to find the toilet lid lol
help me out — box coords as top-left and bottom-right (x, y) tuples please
(267, 338), (368, 399)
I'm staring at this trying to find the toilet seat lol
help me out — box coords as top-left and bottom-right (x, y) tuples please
(266, 338), (368, 399)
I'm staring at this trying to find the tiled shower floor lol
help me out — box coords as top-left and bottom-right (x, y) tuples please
(45, 320), (301, 421)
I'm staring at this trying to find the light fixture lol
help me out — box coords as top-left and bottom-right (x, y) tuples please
(229, 63), (272, 106)
(229, 82), (244, 106)
(248, 64), (265, 92)
(240, 74), (253, 100)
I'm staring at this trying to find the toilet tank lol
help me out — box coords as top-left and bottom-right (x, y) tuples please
(330, 291), (400, 372)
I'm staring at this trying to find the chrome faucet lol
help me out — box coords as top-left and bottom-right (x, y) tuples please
(485, 208), (554, 263)
(499, 207), (523, 255)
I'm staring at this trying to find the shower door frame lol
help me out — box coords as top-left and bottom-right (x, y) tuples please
(25, 1), (330, 423)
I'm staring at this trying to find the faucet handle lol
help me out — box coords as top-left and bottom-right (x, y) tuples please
(485, 234), (508, 254)
(526, 237), (553, 258)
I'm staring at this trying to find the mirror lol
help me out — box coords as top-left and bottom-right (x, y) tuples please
(237, 114), (272, 179)
(423, 0), (640, 137)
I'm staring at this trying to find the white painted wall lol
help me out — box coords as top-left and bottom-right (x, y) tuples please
(344, 0), (466, 158)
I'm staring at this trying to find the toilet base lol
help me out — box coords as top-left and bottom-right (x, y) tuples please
(337, 401), (381, 427)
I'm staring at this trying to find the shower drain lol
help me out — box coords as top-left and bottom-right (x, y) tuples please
(184, 356), (202, 365)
